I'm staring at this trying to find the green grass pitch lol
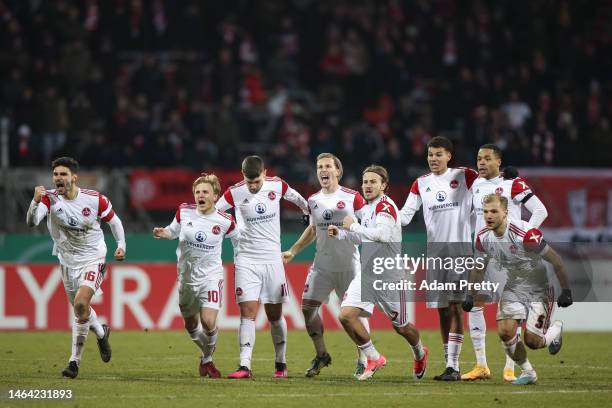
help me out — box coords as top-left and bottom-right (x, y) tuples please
(1, 330), (611, 407)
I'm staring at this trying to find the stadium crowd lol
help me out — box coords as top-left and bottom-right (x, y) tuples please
(1, 0), (611, 180)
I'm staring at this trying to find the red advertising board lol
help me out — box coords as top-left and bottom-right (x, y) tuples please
(0, 263), (497, 331)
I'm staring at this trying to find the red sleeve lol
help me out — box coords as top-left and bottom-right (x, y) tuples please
(463, 168), (479, 189)
(375, 201), (397, 221)
(475, 235), (485, 253)
(223, 189), (235, 207)
(226, 215), (236, 235)
(511, 177), (531, 199)
(280, 178), (288, 197)
(353, 193), (366, 211)
(410, 179), (420, 195)
(175, 207), (181, 223)
(41, 194), (51, 210)
(523, 227), (547, 253)
(99, 194), (115, 222)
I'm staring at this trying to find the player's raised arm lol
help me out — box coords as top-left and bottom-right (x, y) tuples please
(215, 188), (234, 212)
(99, 194), (127, 261)
(400, 180), (422, 226)
(345, 202), (396, 243)
(283, 225), (316, 264)
(153, 206), (182, 240)
(280, 179), (309, 214)
(510, 177), (548, 228)
(26, 185), (50, 227)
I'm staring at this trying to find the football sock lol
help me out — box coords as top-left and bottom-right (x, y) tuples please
(239, 317), (256, 369)
(358, 317), (370, 364)
(443, 342), (448, 364)
(270, 317), (287, 364)
(202, 327), (218, 364)
(70, 318), (90, 364)
(411, 339), (425, 360)
(469, 307), (487, 367)
(447, 333), (463, 371)
(88, 307), (105, 339)
(358, 340), (381, 361)
(188, 323), (207, 356)
(504, 327), (520, 369)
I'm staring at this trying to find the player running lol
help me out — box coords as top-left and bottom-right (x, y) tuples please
(400, 136), (478, 381)
(216, 156), (309, 378)
(464, 194), (572, 385)
(153, 174), (239, 378)
(26, 157), (125, 378)
(282, 153), (370, 377)
(329, 165), (428, 381)
(464, 144), (549, 382)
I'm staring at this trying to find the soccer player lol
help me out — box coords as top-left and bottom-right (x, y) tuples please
(216, 155), (309, 378)
(26, 157), (125, 378)
(465, 194), (572, 385)
(282, 153), (370, 377)
(400, 136), (478, 380)
(153, 174), (239, 378)
(464, 144), (549, 381)
(329, 165), (428, 381)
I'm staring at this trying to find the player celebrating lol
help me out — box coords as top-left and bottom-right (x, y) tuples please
(153, 174), (239, 378)
(216, 156), (309, 378)
(464, 144), (549, 382)
(400, 136), (478, 381)
(282, 153), (370, 377)
(329, 165), (428, 381)
(26, 157), (125, 378)
(464, 194), (572, 385)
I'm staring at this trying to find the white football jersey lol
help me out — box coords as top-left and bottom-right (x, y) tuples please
(401, 167), (478, 242)
(167, 204), (238, 285)
(472, 176), (534, 233)
(37, 188), (115, 268)
(308, 186), (366, 271)
(475, 219), (549, 297)
(216, 176), (308, 264)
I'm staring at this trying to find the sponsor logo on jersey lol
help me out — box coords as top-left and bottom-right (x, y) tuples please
(56, 208), (63, 213)
(495, 187), (504, 195)
(68, 216), (79, 227)
(187, 221), (193, 227)
(303, 284), (309, 293)
(255, 203), (267, 214)
(426, 187), (431, 192)
(243, 198), (250, 204)
(236, 287), (243, 296)
(322, 209), (333, 220)
(450, 180), (459, 189)
(82, 207), (91, 216)
(268, 191), (276, 200)
(436, 191), (447, 202)
(195, 231), (207, 242)
(337, 201), (345, 209)
(212, 225), (221, 235)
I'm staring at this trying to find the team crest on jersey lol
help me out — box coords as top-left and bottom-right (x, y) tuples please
(322, 209), (333, 220)
(195, 231), (207, 242)
(436, 191), (447, 202)
(509, 244), (518, 254)
(303, 284), (309, 293)
(268, 191), (276, 200)
(236, 287), (243, 296)
(255, 203), (267, 214)
(212, 225), (221, 235)
(495, 187), (504, 195)
(82, 207), (91, 216)
(336, 201), (345, 209)
(68, 216), (79, 227)
(450, 180), (459, 189)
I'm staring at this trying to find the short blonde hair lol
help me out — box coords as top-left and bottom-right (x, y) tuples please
(193, 173), (221, 196)
(316, 153), (343, 179)
(483, 193), (508, 210)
